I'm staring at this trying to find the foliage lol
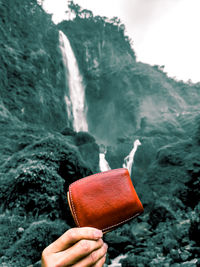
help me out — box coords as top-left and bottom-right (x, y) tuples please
(0, 133), (93, 218)
(0, 0), (67, 130)
(75, 131), (96, 146)
(4, 219), (69, 266)
(189, 205), (200, 246)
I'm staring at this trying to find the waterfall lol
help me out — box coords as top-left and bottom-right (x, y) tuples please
(123, 139), (141, 176)
(99, 145), (111, 172)
(59, 31), (111, 171)
(99, 153), (111, 172)
(59, 31), (88, 132)
(109, 255), (127, 267)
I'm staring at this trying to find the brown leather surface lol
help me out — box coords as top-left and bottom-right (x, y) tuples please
(68, 168), (144, 232)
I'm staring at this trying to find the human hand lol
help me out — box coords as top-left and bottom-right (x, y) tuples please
(41, 227), (108, 267)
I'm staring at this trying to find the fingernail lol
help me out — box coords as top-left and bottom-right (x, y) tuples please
(94, 230), (103, 239)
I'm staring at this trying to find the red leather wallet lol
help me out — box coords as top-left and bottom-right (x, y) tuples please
(67, 168), (144, 233)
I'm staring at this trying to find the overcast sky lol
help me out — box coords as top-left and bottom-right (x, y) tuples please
(43, 0), (200, 83)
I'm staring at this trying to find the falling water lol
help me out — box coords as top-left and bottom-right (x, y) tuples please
(123, 139), (141, 176)
(59, 31), (88, 132)
(59, 31), (113, 170)
(99, 153), (111, 172)
(99, 145), (111, 172)
(109, 255), (127, 267)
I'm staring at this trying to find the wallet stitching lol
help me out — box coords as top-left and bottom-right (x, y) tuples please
(102, 212), (141, 232)
(69, 185), (80, 227)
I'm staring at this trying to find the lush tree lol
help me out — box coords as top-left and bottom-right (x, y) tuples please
(80, 9), (93, 19)
(68, 0), (82, 17)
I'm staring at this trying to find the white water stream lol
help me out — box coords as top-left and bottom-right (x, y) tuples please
(108, 254), (127, 267)
(123, 139), (141, 176)
(99, 152), (111, 172)
(59, 31), (88, 132)
(99, 145), (111, 172)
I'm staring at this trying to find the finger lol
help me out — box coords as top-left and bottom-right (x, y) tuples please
(93, 254), (107, 267)
(55, 239), (104, 267)
(47, 227), (103, 252)
(72, 242), (108, 267)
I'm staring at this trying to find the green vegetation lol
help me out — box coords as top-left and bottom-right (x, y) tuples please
(0, 0), (68, 130)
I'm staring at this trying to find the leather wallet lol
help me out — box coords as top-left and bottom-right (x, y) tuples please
(67, 168), (144, 233)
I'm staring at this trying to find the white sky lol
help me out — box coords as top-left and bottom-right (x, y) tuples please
(42, 0), (200, 83)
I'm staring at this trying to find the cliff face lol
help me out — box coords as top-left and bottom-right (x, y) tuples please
(1, 1), (200, 266)
(59, 17), (137, 143)
(59, 16), (200, 146)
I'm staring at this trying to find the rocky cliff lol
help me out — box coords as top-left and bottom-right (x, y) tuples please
(59, 14), (200, 147)
(0, 0), (200, 266)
